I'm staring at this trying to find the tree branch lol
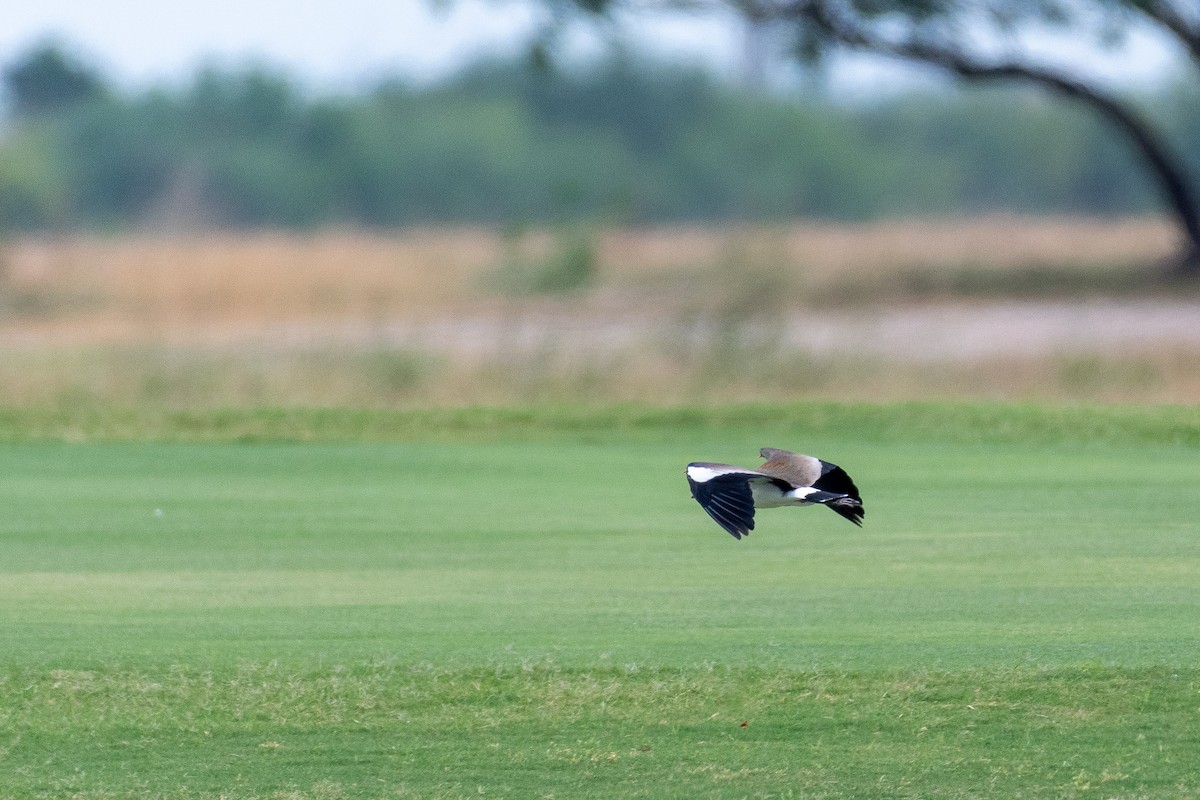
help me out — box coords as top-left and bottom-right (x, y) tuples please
(794, 0), (1200, 268)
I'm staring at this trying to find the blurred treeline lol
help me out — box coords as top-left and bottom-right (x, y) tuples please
(1, 43), (1198, 231)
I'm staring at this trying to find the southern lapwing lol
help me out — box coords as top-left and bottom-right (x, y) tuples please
(685, 447), (865, 539)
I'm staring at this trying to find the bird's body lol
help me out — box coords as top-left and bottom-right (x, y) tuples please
(685, 447), (864, 539)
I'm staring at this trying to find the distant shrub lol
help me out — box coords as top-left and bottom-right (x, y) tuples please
(485, 226), (598, 295)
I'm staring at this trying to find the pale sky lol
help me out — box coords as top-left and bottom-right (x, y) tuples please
(1, 0), (545, 89)
(0, 0), (1186, 95)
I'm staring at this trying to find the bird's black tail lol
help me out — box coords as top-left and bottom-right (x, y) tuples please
(805, 490), (864, 527)
(826, 496), (864, 527)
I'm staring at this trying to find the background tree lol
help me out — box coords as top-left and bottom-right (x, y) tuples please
(2, 41), (108, 118)
(0, 39), (1185, 232)
(543, 0), (1200, 276)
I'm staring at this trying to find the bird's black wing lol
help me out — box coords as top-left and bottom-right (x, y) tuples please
(686, 463), (790, 540)
(687, 471), (756, 539)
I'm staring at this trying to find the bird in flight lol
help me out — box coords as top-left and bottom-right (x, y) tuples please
(685, 447), (864, 539)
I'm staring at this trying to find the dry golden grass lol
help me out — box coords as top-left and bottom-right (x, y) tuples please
(3, 228), (499, 336)
(601, 214), (1179, 281)
(0, 216), (1194, 408)
(4, 215), (1179, 332)
(2, 339), (1198, 409)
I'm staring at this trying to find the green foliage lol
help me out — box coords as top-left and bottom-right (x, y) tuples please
(1, 40), (108, 118)
(0, 45), (1195, 230)
(486, 225), (599, 294)
(860, 89), (1159, 215)
(360, 349), (438, 394)
(0, 129), (68, 228)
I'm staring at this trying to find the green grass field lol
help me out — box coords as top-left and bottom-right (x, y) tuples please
(1, 403), (1198, 798)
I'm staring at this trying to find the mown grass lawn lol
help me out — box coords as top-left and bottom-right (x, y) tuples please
(0, 403), (1197, 798)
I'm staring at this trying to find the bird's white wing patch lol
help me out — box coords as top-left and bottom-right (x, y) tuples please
(686, 463), (765, 483)
(685, 463), (762, 539)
